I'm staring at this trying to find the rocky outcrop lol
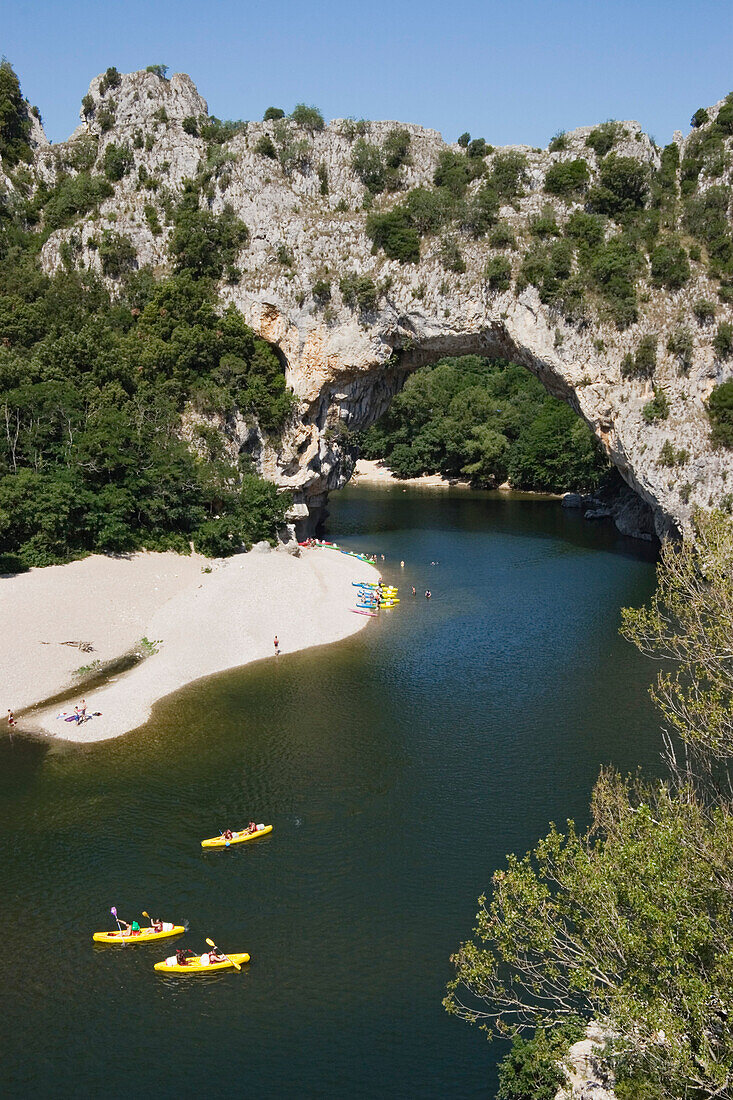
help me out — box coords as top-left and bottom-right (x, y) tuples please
(555, 1024), (617, 1100)
(29, 71), (733, 538)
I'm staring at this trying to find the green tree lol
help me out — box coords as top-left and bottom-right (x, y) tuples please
(289, 103), (325, 131)
(707, 380), (733, 447)
(0, 59), (31, 167)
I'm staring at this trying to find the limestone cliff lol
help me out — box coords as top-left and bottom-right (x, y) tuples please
(25, 69), (733, 536)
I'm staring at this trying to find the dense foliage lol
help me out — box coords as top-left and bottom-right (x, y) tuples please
(0, 60), (32, 167)
(0, 65), (294, 571)
(358, 356), (608, 492)
(447, 511), (733, 1098)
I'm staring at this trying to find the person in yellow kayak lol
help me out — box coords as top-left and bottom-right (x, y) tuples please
(151, 918), (164, 933)
(175, 948), (194, 966)
(223, 828), (234, 841)
(247, 821), (258, 834)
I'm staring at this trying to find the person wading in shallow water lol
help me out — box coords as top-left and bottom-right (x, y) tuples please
(274, 636), (280, 656)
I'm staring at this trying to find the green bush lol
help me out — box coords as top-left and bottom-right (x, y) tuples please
(548, 131), (568, 152)
(467, 137), (488, 158)
(383, 127), (412, 169)
(529, 208), (561, 238)
(351, 138), (386, 193)
(317, 162), (328, 195)
(460, 182), (500, 238)
(254, 133), (277, 159)
(621, 334), (658, 378)
(488, 151), (528, 199)
(263, 107), (284, 121)
(311, 278), (331, 306)
(97, 106), (115, 133)
(713, 321), (733, 358)
(588, 154), (649, 219)
(145, 64), (168, 79)
(402, 187), (451, 236)
(181, 116), (199, 137)
(42, 173), (114, 232)
(693, 297), (716, 323)
(585, 121), (619, 157)
(666, 328), (693, 371)
(589, 236), (641, 326)
(642, 386), (670, 422)
(339, 272), (378, 312)
(690, 107), (709, 128)
(433, 149), (482, 196)
(102, 141), (133, 181)
(497, 1028), (579, 1100)
(715, 93), (733, 135)
(544, 158), (590, 198)
(457, 132), (470, 147)
(707, 379), (733, 446)
(489, 222), (516, 249)
(144, 203), (162, 235)
(98, 230), (137, 277)
(81, 93), (95, 119)
(649, 236), (690, 289)
(169, 185), (249, 278)
(683, 185), (733, 275)
(366, 207), (420, 263)
(0, 60), (32, 167)
(485, 255), (512, 291)
(98, 66), (121, 96)
(440, 236), (465, 273)
(658, 440), (689, 467)
(289, 103), (325, 131)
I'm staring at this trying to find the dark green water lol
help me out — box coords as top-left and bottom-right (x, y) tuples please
(2, 486), (661, 1099)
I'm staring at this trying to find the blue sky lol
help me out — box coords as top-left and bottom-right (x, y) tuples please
(4, 0), (732, 147)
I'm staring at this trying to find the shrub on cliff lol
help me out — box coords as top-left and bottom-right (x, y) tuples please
(98, 230), (137, 277)
(487, 151), (528, 199)
(98, 66), (121, 96)
(650, 236), (690, 290)
(351, 138), (386, 194)
(0, 59), (32, 168)
(263, 106), (284, 121)
(102, 141), (133, 182)
(289, 103), (325, 131)
(366, 207), (420, 263)
(707, 379), (733, 446)
(169, 186), (249, 278)
(41, 173), (114, 232)
(543, 158), (590, 198)
(339, 273), (378, 313)
(621, 334), (657, 378)
(587, 154), (649, 220)
(585, 120), (619, 157)
(713, 321), (733, 359)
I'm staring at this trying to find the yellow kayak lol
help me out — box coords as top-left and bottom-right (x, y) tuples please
(93, 924), (184, 944)
(154, 952), (250, 973)
(201, 824), (273, 849)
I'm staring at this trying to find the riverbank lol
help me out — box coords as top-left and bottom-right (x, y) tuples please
(4, 546), (380, 743)
(353, 459), (471, 488)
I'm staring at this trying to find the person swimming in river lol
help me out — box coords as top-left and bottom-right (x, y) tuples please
(425, 590), (432, 599)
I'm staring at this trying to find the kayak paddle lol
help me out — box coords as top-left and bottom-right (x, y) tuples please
(205, 936), (240, 971)
(111, 905), (126, 946)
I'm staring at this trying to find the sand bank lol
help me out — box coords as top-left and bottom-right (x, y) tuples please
(4, 546), (380, 743)
(353, 459), (470, 489)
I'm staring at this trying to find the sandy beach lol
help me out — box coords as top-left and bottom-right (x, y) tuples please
(3, 546), (380, 743)
(353, 459), (471, 489)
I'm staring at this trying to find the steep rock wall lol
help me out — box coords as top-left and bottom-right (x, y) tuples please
(33, 71), (733, 538)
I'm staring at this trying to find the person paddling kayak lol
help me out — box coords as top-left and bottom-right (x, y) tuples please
(120, 919), (141, 936)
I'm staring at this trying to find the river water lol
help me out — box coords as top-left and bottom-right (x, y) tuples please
(2, 486), (661, 1098)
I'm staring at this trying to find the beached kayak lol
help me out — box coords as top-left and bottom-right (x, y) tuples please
(350, 608), (377, 617)
(93, 924), (184, 944)
(201, 824), (272, 848)
(154, 952), (250, 973)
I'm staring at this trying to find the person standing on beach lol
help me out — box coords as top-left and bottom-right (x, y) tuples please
(7, 710), (15, 728)
(79, 698), (87, 722)
(274, 636), (280, 656)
